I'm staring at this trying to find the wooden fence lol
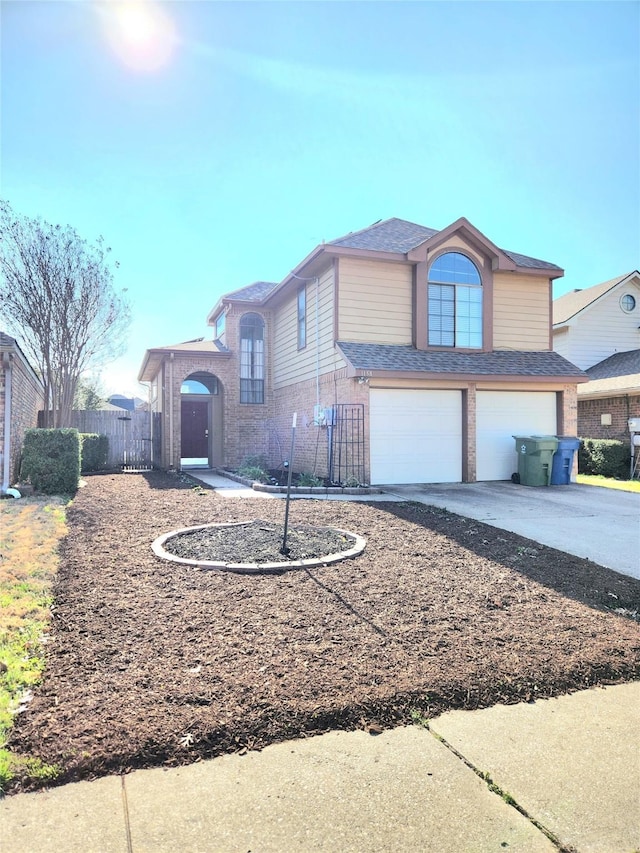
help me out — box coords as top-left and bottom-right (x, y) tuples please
(38, 410), (156, 470)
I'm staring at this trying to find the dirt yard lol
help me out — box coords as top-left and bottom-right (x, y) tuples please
(7, 471), (640, 792)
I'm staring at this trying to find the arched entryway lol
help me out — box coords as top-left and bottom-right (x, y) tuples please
(180, 372), (223, 469)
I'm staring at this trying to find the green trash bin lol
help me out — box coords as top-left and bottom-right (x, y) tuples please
(513, 436), (559, 486)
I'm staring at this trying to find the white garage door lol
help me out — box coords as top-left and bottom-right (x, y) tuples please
(476, 391), (557, 481)
(370, 389), (462, 484)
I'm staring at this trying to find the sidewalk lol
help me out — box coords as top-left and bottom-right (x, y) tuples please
(2, 682), (639, 852)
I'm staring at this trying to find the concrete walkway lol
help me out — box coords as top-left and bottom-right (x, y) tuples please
(3, 682), (639, 852)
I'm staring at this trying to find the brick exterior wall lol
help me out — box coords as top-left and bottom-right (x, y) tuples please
(578, 394), (640, 441)
(271, 368), (370, 482)
(154, 306), (276, 471)
(0, 349), (45, 485)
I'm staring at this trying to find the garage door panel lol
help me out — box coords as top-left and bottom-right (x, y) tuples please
(370, 390), (462, 484)
(476, 391), (557, 481)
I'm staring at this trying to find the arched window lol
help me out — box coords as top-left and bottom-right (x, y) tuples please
(239, 313), (265, 404)
(181, 372), (219, 395)
(428, 252), (482, 348)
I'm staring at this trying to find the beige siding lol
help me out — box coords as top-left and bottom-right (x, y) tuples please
(273, 264), (344, 389)
(493, 272), (551, 350)
(338, 258), (413, 344)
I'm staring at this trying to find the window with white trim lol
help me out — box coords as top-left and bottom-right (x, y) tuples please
(239, 313), (265, 404)
(428, 252), (482, 348)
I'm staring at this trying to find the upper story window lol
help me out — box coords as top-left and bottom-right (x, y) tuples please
(297, 285), (307, 349)
(620, 293), (636, 313)
(214, 312), (226, 340)
(428, 252), (482, 348)
(239, 313), (264, 404)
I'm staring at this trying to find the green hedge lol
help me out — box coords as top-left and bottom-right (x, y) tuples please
(20, 428), (81, 495)
(80, 433), (109, 472)
(578, 438), (630, 480)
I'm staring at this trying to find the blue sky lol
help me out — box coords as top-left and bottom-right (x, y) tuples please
(2, 0), (639, 396)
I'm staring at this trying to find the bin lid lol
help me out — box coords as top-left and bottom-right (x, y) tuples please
(513, 435), (559, 451)
(554, 436), (580, 450)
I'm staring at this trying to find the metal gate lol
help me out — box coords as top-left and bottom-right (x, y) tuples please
(329, 404), (366, 486)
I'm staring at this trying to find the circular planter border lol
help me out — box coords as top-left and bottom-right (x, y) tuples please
(152, 521), (366, 574)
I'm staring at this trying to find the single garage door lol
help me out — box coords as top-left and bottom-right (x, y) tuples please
(476, 391), (557, 481)
(369, 389), (462, 484)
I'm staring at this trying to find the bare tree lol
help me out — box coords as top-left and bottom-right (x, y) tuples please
(0, 201), (131, 427)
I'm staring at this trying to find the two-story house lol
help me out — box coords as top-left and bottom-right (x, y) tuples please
(553, 270), (640, 440)
(138, 216), (586, 484)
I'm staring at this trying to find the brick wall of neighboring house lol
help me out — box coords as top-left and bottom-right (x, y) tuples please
(0, 349), (45, 485)
(578, 394), (640, 441)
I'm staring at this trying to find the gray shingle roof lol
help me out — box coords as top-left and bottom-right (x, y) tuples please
(329, 218), (562, 271)
(0, 332), (17, 348)
(586, 349), (640, 380)
(330, 218), (439, 253)
(224, 281), (279, 303)
(337, 342), (586, 378)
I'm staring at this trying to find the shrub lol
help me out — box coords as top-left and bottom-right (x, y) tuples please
(578, 438), (630, 480)
(80, 433), (109, 472)
(297, 472), (323, 487)
(240, 454), (268, 471)
(238, 465), (269, 483)
(20, 429), (81, 495)
(238, 454), (269, 483)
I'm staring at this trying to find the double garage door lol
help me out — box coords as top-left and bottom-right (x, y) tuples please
(369, 389), (557, 484)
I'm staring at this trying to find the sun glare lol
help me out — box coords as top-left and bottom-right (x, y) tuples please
(101, 1), (177, 73)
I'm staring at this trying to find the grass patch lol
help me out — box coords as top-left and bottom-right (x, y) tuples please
(0, 497), (67, 793)
(576, 474), (640, 493)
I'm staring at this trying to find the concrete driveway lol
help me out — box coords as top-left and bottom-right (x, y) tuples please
(381, 481), (640, 580)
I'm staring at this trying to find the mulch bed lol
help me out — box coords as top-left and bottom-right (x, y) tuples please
(161, 520), (356, 564)
(7, 471), (640, 793)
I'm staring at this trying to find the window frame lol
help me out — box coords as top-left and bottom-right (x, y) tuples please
(239, 313), (265, 405)
(297, 285), (307, 350)
(214, 312), (226, 340)
(620, 293), (636, 313)
(427, 252), (483, 350)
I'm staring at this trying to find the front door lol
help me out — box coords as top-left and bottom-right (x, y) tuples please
(181, 400), (209, 462)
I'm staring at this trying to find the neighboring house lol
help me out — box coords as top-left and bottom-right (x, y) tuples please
(139, 216), (586, 485)
(553, 271), (640, 440)
(107, 394), (146, 412)
(0, 332), (45, 491)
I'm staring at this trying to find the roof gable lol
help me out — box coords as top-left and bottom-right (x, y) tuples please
(553, 271), (640, 325)
(329, 217), (562, 272)
(207, 215), (564, 325)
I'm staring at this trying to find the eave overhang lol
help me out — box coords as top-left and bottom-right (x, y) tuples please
(138, 345), (232, 383)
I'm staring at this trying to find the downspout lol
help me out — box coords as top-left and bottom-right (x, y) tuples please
(2, 352), (13, 494)
(315, 276), (320, 412)
(169, 353), (175, 469)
